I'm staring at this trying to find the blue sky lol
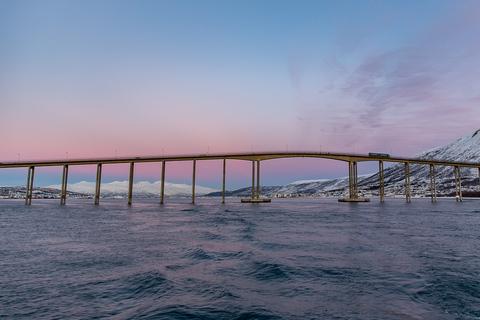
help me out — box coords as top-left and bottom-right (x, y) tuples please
(1, 0), (480, 188)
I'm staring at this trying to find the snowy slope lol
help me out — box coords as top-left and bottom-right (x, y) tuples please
(277, 129), (480, 194)
(360, 129), (480, 187)
(46, 180), (218, 197)
(276, 175), (369, 194)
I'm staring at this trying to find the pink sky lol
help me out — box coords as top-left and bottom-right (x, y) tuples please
(2, 1), (480, 188)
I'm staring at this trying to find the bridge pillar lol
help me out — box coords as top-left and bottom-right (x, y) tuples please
(241, 160), (270, 203)
(160, 161), (165, 204)
(128, 162), (134, 205)
(430, 164), (437, 202)
(454, 165), (462, 202)
(249, 160), (261, 198)
(94, 163), (102, 205)
(192, 159), (196, 204)
(340, 161), (369, 202)
(25, 166), (35, 205)
(405, 162), (411, 202)
(379, 160), (385, 203)
(222, 159), (226, 203)
(348, 161), (358, 199)
(256, 160), (260, 199)
(60, 165), (69, 205)
(251, 160), (255, 199)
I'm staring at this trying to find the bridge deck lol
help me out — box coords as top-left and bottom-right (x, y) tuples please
(1, 152), (479, 168)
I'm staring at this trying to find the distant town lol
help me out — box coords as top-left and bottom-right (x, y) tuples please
(0, 187), (90, 200)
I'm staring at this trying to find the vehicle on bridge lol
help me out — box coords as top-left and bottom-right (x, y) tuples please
(369, 153), (390, 158)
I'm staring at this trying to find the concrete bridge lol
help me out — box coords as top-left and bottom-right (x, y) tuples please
(1, 151), (479, 205)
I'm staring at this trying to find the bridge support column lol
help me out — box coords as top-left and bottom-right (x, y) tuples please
(241, 160), (270, 203)
(222, 159), (226, 203)
(25, 166), (35, 205)
(256, 160), (260, 199)
(454, 165), (462, 202)
(94, 163), (102, 205)
(251, 160), (255, 199)
(379, 161), (385, 203)
(430, 164), (437, 202)
(128, 162), (134, 205)
(405, 162), (411, 202)
(60, 165), (69, 205)
(340, 161), (369, 202)
(250, 160), (261, 198)
(348, 161), (358, 199)
(192, 160), (196, 204)
(160, 161), (165, 204)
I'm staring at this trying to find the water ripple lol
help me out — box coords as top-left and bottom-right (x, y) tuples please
(1, 198), (480, 319)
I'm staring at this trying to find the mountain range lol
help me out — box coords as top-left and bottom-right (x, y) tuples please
(46, 180), (218, 198)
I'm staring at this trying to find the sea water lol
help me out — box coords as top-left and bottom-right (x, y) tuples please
(1, 198), (479, 319)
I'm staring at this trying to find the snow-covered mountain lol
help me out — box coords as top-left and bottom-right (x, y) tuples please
(46, 180), (218, 198)
(360, 129), (480, 188)
(275, 176), (363, 195)
(272, 129), (480, 196)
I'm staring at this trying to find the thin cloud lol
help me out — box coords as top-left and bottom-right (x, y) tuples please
(299, 1), (480, 150)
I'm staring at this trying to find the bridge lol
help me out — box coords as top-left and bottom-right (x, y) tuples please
(1, 151), (479, 205)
